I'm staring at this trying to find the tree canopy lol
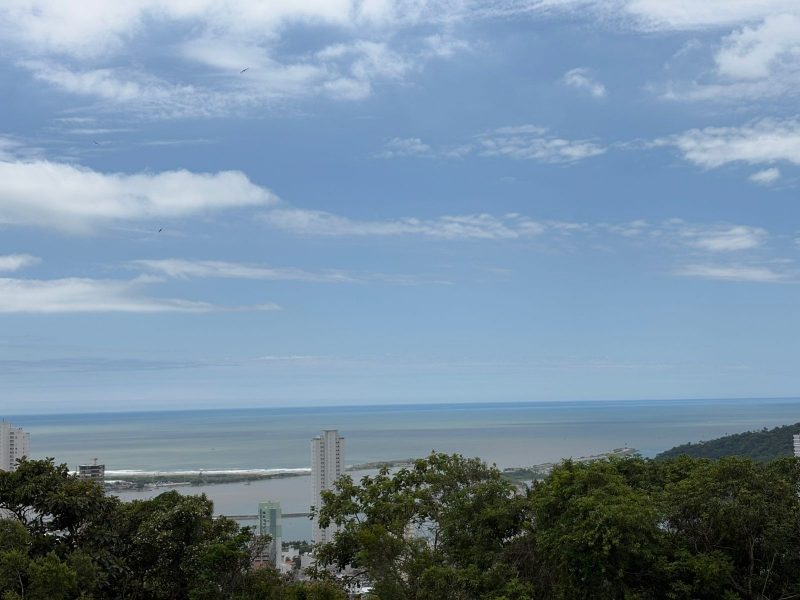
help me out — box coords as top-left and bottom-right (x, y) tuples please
(0, 458), (345, 600)
(316, 452), (800, 600)
(3, 453), (800, 599)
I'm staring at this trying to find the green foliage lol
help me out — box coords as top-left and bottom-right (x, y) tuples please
(0, 459), (342, 600)
(657, 422), (799, 462)
(529, 458), (665, 598)
(315, 453), (534, 599)
(3, 454), (800, 599)
(316, 452), (800, 600)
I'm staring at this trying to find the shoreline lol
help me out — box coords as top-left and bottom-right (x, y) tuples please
(104, 452), (636, 492)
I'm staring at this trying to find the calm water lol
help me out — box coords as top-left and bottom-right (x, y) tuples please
(8, 398), (800, 540)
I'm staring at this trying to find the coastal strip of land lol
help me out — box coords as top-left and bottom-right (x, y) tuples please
(103, 450), (636, 491)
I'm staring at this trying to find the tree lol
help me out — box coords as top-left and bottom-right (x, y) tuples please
(0, 458), (333, 600)
(662, 457), (800, 599)
(315, 452), (532, 599)
(0, 459), (113, 553)
(527, 458), (666, 599)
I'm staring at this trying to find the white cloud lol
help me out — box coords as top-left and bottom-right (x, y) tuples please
(657, 119), (800, 169)
(0, 160), (275, 233)
(664, 13), (800, 103)
(9, 1), (800, 114)
(0, 254), (40, 273)
(3, 0), (795, 62)
(263, 209), (548, 239)
(422, 34), (470, 58)
(675, 263), (790, 283)
(715, 14), (800, 80)
(562, 67), (607, 97)
(1, 2), (467, 116)
(0, 1), (354, 59)
(261, 207), (782, 272)
(132, 259), (357, 283)
(21, 61), (220, 118)
(478, 126), (606, 163)
(132, 258), (451, 286)
(0, 276), (281, 313)
(676, 224), (767, 252)
(377, 137), (432, 158)
(378, 125), (605, 163)
(622, 0), (800, 30)
(749, 167), (781, 184)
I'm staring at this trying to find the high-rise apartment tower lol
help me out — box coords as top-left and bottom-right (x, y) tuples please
(311, 429), (344, 544)
(793, 433), (800, 458)
(0, 421), (30, 472)
(258, 501), (283, 565)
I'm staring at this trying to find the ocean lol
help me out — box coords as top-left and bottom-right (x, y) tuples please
(8, 398), (800, 540)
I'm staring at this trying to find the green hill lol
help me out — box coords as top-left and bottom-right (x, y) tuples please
(657, 422), (800, 462)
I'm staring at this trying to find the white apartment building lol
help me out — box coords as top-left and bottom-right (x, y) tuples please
(311, 429), (344, 544)
(793, 433), (800, 458)
(0, 421), (30, 472)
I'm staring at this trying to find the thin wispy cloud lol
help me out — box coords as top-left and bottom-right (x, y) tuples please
(479, 125), (606, 162)
(655, 119), (800, 169)
(377, 137), (433, 158)
(0, 254), (40, 273)
(132, 259), (449, 286)
(132, 259), (357, 284)
(619, 0), (800, 31)
(562, 68), (607, 97)
(0, 357), (217, 374)
(261, 208), (795, 284)
(749, 167), (781, 185)
(673, 224), (767, 252)
(0, 276), (281, 313)
(675, 263), (793, 283)
(0, 135), (44, 161)
(262, 209), (549, 240)
(377, 126), (606, 164)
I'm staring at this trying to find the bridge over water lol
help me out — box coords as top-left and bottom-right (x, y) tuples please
(219, 512), (311, 520)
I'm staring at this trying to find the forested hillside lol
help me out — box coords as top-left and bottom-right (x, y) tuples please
(657, 421), (800, 461)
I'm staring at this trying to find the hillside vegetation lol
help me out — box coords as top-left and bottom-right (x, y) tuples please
(4, 453), (800, 599)
(657, 421), (800, 461)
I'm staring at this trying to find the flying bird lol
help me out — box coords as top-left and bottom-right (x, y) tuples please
(158, 228), (163, 233)
(92, 140), (100, 145)
(240, 67), (249, 73)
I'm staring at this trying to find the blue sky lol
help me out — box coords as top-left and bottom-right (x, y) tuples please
(1, 0), (799, 413)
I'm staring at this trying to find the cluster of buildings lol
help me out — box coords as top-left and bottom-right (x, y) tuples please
(0, 421), (106, 482)
(254, 429), (344, 570)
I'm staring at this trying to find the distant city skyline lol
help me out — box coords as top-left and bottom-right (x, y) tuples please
(0, 2), (798, 413)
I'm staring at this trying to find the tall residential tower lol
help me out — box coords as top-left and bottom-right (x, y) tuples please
(311, 429), (344, 544)
(0, 421), (30, 472)
(258, 501), (283, 565)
